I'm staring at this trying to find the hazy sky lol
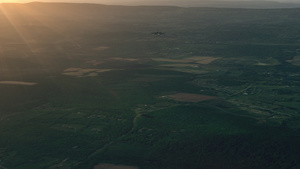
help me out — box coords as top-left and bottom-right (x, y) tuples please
(1, 0), (300, 4)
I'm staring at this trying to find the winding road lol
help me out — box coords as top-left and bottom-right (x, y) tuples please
(88, 113), (141, 158)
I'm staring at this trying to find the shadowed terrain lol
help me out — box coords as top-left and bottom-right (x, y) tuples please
(0, 3), (299, 169)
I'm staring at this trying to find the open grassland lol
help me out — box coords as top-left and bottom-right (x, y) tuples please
(287, 56), (300, 66)
(93, 46), (110, 51)
(152, 56), (219, 65)
(166, 93), (216, 102)
(62, 68), (115, 77)
(187, 56), (220, 64)
(94, 163), (138, 169)
(158, 63), (199, 68)
(254, 58), (280, 66)
(0, 81), (37, 85)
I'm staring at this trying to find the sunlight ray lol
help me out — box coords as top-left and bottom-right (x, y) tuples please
(0, 3), (72, 75)
(13, 3), (80, 62)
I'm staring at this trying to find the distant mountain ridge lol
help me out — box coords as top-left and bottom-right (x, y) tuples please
(29, 0), (300, 9)
(142, 1), (300, 9)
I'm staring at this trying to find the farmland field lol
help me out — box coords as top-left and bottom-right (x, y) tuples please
(0, 3), (300, 169)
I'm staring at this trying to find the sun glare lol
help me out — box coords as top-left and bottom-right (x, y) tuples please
(0, 0), (30, 3)
(0, 2), (67, 74)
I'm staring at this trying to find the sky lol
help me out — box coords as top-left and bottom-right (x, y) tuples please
(1, 0), (300, 4)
